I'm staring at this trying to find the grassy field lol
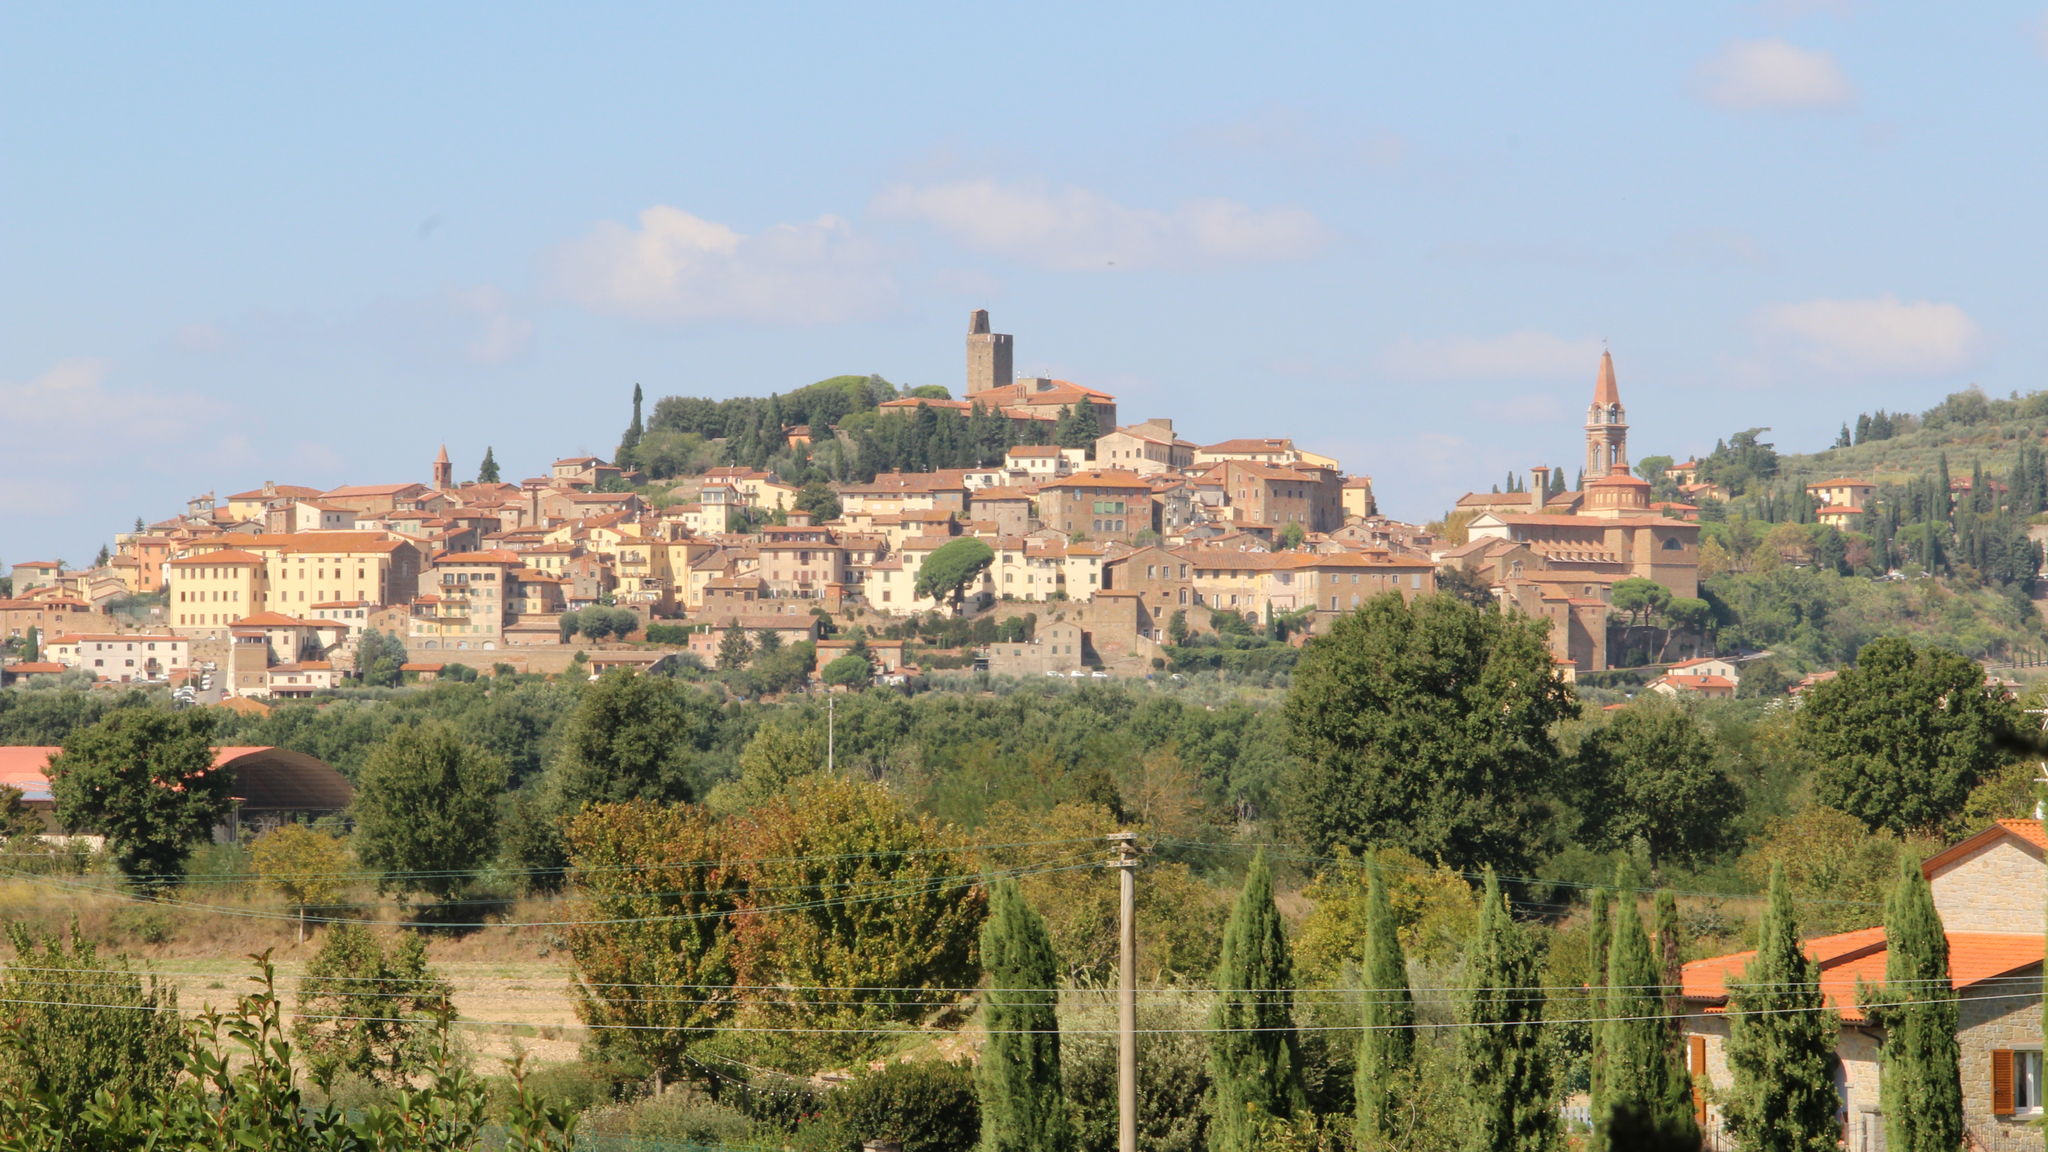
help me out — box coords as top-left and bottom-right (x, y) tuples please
(0, 874), (589, 1069)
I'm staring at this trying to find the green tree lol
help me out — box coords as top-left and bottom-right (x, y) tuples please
(729, 778), (986, 1069)
(47, 708), (231, 891)
(1571, 701), (1739, 869)
(294, 922), (452, 1087)
(795, 480), (842, 521)
(616, 383), (645, 469)
(351, 722), (506, 902)
(1461, 869), (1556, 1152)
(977, 880), (1072, 1152)
(823, 651), (875, 690)
(250, 823), (351, 944)
(353, 629), (407, 687)
(1284, 592), (1578, 873)
(1868, 856), (1961, 1152)
(1354, 855), (1413, 1150)
(1634, 455), (1674, 484)
(1055, 398), (1099, 451)
(1798, 636), (2018, 833)
(1592, 884), (1694, 1151)
(563, 801), (742, 1083)
(552, 671), (716, 808)
(717, 623), (755, 670)
(556, 608), (581, 642)
(0, 925), (184, 1142)
(1208, 850), (1306, 1152)
(1723, 866), (1840, 1152)
(1276, 521), (1307, 551)
(477, 445), (500, 483)
(1609, 576), (1672, 628)
(1167, 610), (1190, 646)
(916, 537), (996, 613)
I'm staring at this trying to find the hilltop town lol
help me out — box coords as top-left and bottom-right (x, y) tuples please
(0, 310), (1741, 699)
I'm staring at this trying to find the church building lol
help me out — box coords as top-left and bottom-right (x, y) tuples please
(1444, 352), (1701, 671)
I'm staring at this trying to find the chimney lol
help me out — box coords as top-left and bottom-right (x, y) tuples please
(1529, 466), (1550, 512)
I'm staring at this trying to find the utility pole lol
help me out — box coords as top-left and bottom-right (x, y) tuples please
(1108, 830), (1139, 1152)
(827, 693), (836, 774)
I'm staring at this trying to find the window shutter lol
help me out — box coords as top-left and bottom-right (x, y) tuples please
(1689, 1035), (1708, 1124)
(1992, 1049), (2015, 1116)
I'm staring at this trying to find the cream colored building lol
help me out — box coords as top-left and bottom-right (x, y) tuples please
(43, 633), (191, 682)
(167, 549), (267, 633)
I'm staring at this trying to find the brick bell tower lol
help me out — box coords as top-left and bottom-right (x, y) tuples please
(1584, 351), (1628, 481)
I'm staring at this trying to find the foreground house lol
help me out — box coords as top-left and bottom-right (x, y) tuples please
(1681, 820), (2046, 1151)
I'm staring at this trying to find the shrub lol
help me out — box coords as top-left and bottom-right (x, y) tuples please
(822, 1059), (979, 1152)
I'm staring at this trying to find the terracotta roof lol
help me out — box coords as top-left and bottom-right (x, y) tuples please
(1682, 928), (2042, 1024)
(434, 550), (522, 565)
(169, 549), (264, 566)
(322, 483), (429, 498)
(1042, 469), (1154, 491)
(1807, 478), (1875, 489)
(1921, 820), (2046, 875)
(1201, 438), (1296, 453)
(1593, 350), (1619, 406)
(1668, 657), (1730, 670)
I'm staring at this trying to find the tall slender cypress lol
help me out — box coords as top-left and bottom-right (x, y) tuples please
(616, 383), (645, 469)
(1461, 869), (1557, 1152)
(978, 880), (1071, 1152)
(1593, 890), (1694, 1150)
(1651, 891), (1700, 1147)
(1873, 856), (1960, 1152)
(1585, 889), (1612, 1115)
(1208, 850), (1305, 1152)
(1354, 856), (1413, 1148)
(1725, 865), (1840, 1152)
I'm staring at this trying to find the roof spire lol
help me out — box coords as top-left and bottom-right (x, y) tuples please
(1593, 350), (1620, 407)
(435, 443), (450, 464)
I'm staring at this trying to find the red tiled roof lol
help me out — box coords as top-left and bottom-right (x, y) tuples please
(1683, 928), (2041, 1023)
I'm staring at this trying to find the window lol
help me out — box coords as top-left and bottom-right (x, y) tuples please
(2000, 1050), (2045, 1116)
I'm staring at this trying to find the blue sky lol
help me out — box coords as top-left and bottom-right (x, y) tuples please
(5, 3), (2046, 565)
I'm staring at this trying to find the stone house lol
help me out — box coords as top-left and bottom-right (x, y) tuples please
(1681, 819), (2047, 1152)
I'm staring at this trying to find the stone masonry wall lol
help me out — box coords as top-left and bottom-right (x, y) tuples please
(1929, 838), (2046, 934)
(1960, 976), (2043, 1152)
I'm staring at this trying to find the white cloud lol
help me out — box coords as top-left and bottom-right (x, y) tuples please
(1378, 329), (1602, 381)
(873, 179), (1328, 269)
(550, 206), (892, 324)
(1760, 295), (1982, 374)
(1694, 39), (1855, 109)
(450, 285), (532, 364)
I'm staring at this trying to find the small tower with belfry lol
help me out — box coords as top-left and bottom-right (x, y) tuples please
(432, 444), (453, 491)
(1584, 350), (1628, 480)
(1581, 351), (1652, 517)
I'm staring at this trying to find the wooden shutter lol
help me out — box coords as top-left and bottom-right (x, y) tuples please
(1689, 1035), (1709, 1124)
(1992, 1049), (2015, 1116)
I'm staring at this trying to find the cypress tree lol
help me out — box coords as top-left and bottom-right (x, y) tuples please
(1872, 856), (1960, 1152)
(1585, 889), (1612, 1113)
(1354, 855), (1413, 1148)
(1208, 850), (1305, 1152)
(978, 879), (1071, 1152)
(1650, 891), (1700, 1148)
(1593, 887), (1694, 1150)
(477, 446), (500, 484)
(1724, 865), (1839, 1152)
(616, 383), (645, 469)
(1461, 869), (1556, 1152)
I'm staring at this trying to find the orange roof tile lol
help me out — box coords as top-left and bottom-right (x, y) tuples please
(1682, 928), (2043, 1023)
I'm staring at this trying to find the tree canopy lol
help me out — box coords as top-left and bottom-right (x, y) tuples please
(915, 537), (995, 612)
(1283, 592), (1578, 873)
(48, 708), (231, 890)
(1796, 636), (2018, 834)
(350, 722), (507, 901)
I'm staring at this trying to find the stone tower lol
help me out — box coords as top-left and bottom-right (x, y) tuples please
(1584, 351), (1628, 481)
(433, 443), (453, 490)
(966, 309), (1013, 396)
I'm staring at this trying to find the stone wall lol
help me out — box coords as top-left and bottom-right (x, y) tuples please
(1930, 837), (2046, 933)
(1960, 974), (2044, 1152)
